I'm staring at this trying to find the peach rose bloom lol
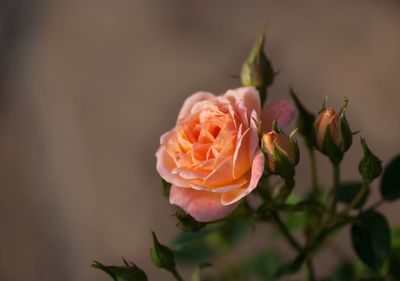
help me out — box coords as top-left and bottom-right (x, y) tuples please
(156, 87), (295, 222)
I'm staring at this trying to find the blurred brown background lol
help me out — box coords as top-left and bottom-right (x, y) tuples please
(0, 0), (400, 280)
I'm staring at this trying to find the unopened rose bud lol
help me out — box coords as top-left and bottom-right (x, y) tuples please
(261, 130), (299, 179)
(314, 103), (352, 163)
(241, 29), (275, 105)
(315, 108), (342, 149)
(91, 259), (148, 281)
(150, 231), (175, 272)
(359, 138), (382, 183)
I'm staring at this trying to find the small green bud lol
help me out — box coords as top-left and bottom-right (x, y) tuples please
(359, 138), (383, 183)
(175, 211), (206, 233)
(241, 28), (275, 105)
(91, 259), (148, 281)
(150, 231), (175, 272)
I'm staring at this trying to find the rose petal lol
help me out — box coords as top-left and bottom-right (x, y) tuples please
(178, 91), (215, 121)
(232, 127), (250, 179)
(156, 146), (190, 187)
(170, 185), (239, 222)
(261, 99), (296, 132)
(248, 110), (260, 160)
(224, 87), (261, 116)
(203, 156), (234, 187)
(221, 149), (264, 205)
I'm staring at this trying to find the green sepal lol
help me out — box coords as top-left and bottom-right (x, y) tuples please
(359, 138), (383, 183)
(289, 88), (315, 148)
(275, 178), (295, 204)
(150, 231), (176, 272)
(271, 118), (283, 134)
(340, 114), (352, 152)
(273, 145), (295, 180)
(161, 179), (171, 198)
(91, 259), (148, 281)
(319, 96), (328, 113)
(240, 28), (275, 105)
(289, 135), (300, 165)
(321, 123), (343, 164)
(175, 211), (207, 233)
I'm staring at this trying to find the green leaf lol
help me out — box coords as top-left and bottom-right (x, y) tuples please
(336, 182), (370, 209)
(274, 253), (305, 278)
(171, 219), (251, 263)
(244, 250), (279, 280)
(351, 211), (391, 271)
(380, 155), (400, 201)
(191, 262), (212, 281)
(322, 261), (356, 281)
(359, 277), (385, 281)
(389, 247), (400, 279)
(91, 259), (147, 281)
(170, 226), (216, 262)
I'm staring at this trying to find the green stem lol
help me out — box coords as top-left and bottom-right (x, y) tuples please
(272, 212), (302, 251)
(309, 148), (319, 194)
(305, 259), (316, 281)
(331, 163), (340, 213)
(340, 180), (368, 215)
(171, 268), (184, 281)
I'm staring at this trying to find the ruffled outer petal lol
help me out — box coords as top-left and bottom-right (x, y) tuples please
(170, 185), (239, 222)
(177, 91), (215, 121)
(156, 130), (190, 187)
(224, 86), (261, 117)
(261, 99), (296, 132)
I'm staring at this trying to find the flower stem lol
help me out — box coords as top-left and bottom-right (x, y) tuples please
(308, 148), (318, 194)
(305, 259), (316, 281)
(171, 268), (184, 281)
(272, 212), (302, 251)
(331, 163), (340, 213)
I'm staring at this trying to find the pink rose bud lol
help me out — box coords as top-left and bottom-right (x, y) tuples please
(315, 108), (342, 150)
(314, 103), (352, 164)
(261, 130), (299, 179)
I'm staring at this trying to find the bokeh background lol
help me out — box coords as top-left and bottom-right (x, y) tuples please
(1, 1), (400, 280)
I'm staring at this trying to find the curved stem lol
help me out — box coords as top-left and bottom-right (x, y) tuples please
(272, 212), (302, 251)
(305, 259), (316, 281)
(171, 268), (184, 281)
(308, 149), (318, 194)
